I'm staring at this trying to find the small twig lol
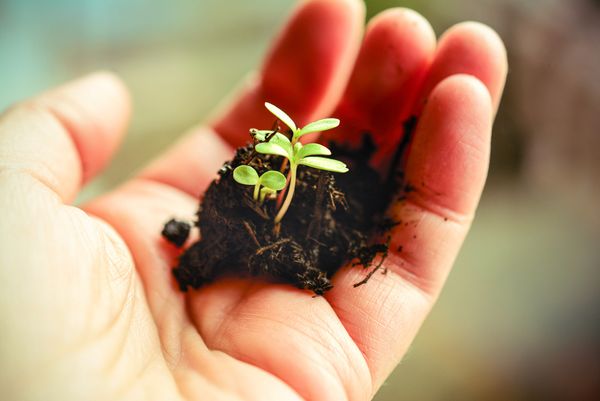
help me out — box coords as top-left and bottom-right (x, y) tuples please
(265, 121), (280, 142)
(353, 269), (379, 288)
(353, 238), (390, 288)
(353, 256), (386, 288)
(329, 188), (348, 211)
(255, 238), (291, 256)
(242, 221), (261, 248)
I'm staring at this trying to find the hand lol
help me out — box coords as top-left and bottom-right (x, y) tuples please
(0, 0), (506, 400)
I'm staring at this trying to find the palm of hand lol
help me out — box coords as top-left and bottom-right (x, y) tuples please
(0, 1), (506, 400)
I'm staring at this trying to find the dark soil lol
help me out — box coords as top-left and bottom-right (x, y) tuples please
(164, 123), (415, 295)
(161, 219), (191, 248)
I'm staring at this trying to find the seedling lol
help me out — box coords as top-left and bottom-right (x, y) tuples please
(233, 165), (287, 203)
(264, 102), (340, 146)
(255, 103), (348, 223)
(168, 102), (392, 295)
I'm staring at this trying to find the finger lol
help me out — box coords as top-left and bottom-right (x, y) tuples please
(140, 0), (364, 196)
(330, 8), (435, 160)
(140, 127), (233, 197)
(0, 72), (130, 203)
(389, 75), (493, 286)
(415, 22), (508, 115)
(327, 75), (495, 392)
(210, 0), (364, 147)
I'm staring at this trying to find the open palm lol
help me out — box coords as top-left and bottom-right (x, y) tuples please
(0, 1), (507, 400)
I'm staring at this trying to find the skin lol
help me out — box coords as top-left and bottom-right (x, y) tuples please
(0, 0), (507, 400)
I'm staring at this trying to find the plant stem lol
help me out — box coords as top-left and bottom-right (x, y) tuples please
(279, 158), (289, 174)
(275, 169), (290, 209)
(253, 184), (260, 200)
(276, 134), (295, 207)
(275, 164), (297, 224)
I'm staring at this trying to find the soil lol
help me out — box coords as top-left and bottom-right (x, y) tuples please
(161, 219), (191, 248)
(164, 121), (416, 296)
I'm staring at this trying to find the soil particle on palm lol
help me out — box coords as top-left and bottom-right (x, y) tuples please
(165, 125), (415, 295)
(162, 219), (191, 248)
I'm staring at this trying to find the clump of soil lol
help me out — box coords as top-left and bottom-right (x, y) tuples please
(165, 129), (411, 295)
(161, 219), (191, 248)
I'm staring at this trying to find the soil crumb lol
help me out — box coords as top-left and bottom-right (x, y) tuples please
(162, 219), (191, 248)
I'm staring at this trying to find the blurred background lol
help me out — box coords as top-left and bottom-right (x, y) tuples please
(1, 0), (599, 399)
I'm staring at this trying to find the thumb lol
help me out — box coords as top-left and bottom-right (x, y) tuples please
(0, 72), (131, 203)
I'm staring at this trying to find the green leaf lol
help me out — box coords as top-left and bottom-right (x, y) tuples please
(261, 187), (276, 196)
(299, 157), (348, 173)
(296, 118), (340, 139)
(270, 132), (291, 146)
(259, 170), (287, 191)
(233, 165), (259, 185)
(255, 142), (289, 159)
(296, 143), (331, 160)
(259, 187), (277, 202)
(268, 132), (293, 158)
(265, 102), (297, 132)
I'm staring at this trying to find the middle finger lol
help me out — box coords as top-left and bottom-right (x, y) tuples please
(328, 8), (436, 170)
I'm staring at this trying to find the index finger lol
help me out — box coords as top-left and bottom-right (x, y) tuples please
(210, 0), (365, 147)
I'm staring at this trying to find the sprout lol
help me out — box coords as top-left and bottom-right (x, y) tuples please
(233, 165), (287, 203)
(255, 105), (348, 223)
(234, 103), (348, 225)
(264, 102), (340, 145)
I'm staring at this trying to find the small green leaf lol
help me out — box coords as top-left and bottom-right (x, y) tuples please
(296, 143), (331, 160)
(299, 157), (348, 173)
(255, 142), (289, 159)
(261, 187), (276, 196)
(265, 102), (297, 132)
(296, 118), (340, 139)
(259, 187), (277, 203)
(271, 132), (291, 145)
(233, 165), (259, 185)
(269, 133), (293, 158)
(259, 170), (287, 191)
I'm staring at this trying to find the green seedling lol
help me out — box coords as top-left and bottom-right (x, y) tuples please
(255, 103), (348, 223)
(234, 103), (348, 225)
(264, 102), (340, 145)
(233, 165), (287, 203)
(263, 102), (342, 175)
